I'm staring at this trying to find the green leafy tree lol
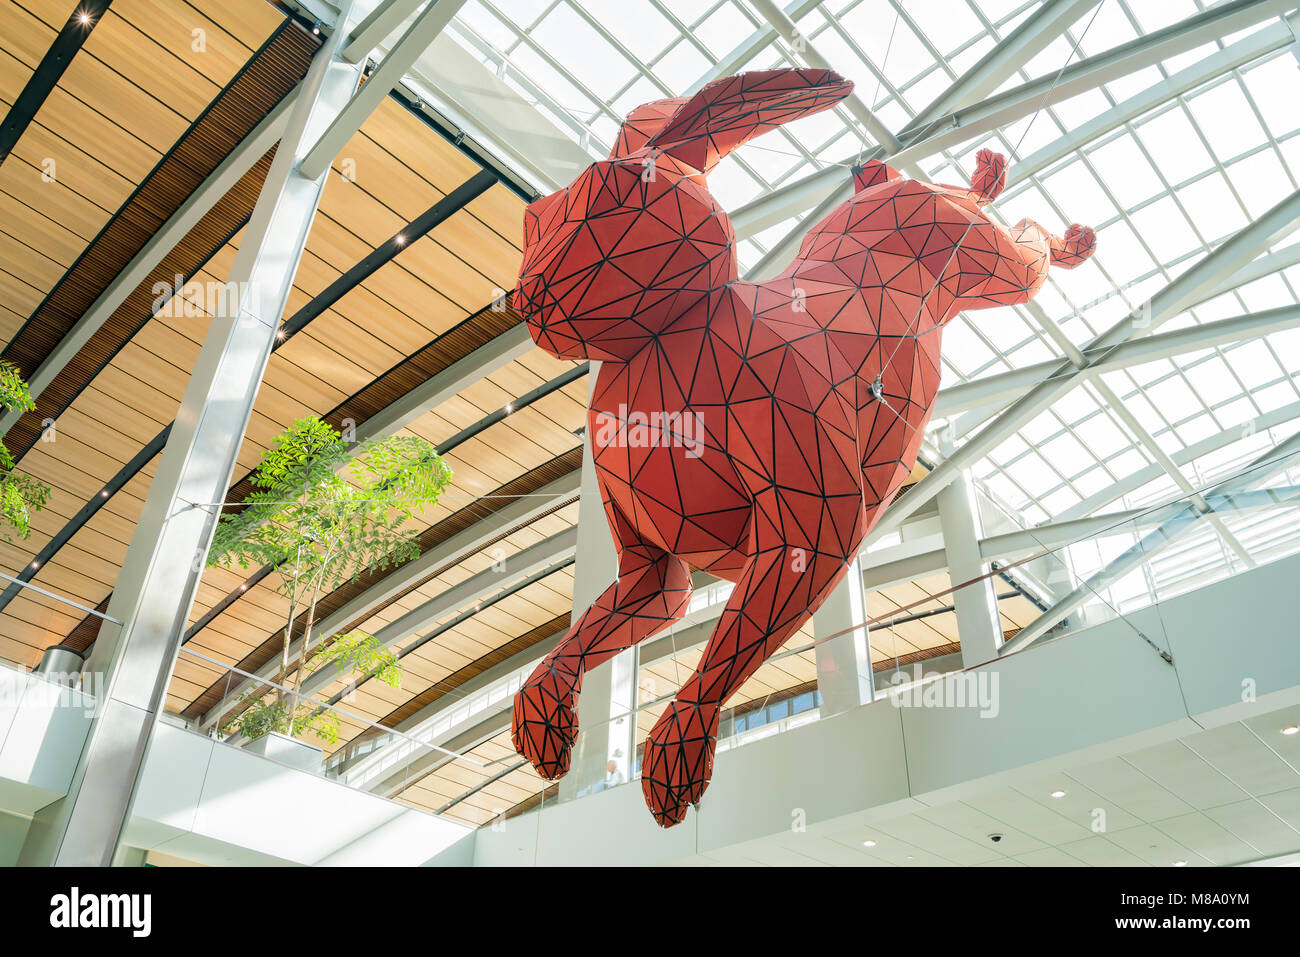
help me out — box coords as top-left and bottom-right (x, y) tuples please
(0, 362), (50, 542)
(207, 417), (450, 739)
(309, 630), (403, 689)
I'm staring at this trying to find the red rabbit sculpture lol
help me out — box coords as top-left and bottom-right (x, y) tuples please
(511, 68), (1095, 827)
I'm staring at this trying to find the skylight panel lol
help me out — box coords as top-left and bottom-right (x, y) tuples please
(1214, 396), (1258, 431)
(1072, 411), (1129, 459)
(1145, 373), (1203, 418)
(948, 34), (996, 75)
(1041, 485), (1081, 514)
(492, 0), (551, 27)
(531, 4), (638, 98)
(695, 3), (758, 58)
(1040, 431), (1093, 478)
(1068, 0), (1134, 55)
(1186, 80), (1268, 163)
(991, 433), (1030, 465)
(972, 305), (1034, 353)
(1047, 87), (1112, 131)
(1176, 172), (1249, 242)
(1071, 465), (1114, 499)
(942, 317), (998, 375)
(1128, 195), (1198, 262)
(1021, 33), (1079, 82)
(1103, 65), (1165, 104)
(1176, 412), (1219, 446)
(1107, 447), (1148, 479)
(1088, 131), (1163, 208)
(906, 0), (984, 55)
(1008, 336), (1057, 366)
(1051, 386), (1099, 427)
(1093, 219), (1154, 285)
(733, 140), (802, 181)
(1129, 0), (1199, 33)
(984, 470), (1031, 511)
(817, 128), (869, 165)
(1181, 354), (1242, 408)
(1280, 136), (1300, 182)
(1264, 327), (1300, 375)
(1028, 279), (1069, 322)
(709, 160), (765, 210)
(837, 0), (925, 84)
(1012, 451), (1060, 497)
(612, 75), (664, 117)
(1234, 273), (1296, 313)
(805, 24), (873, 89)
(1135, 105), (1213, 185)
(1161, 42), (1221, 76)
(1241, 53), (1300, 141)
(870, 10), (935, 88)
(1098, 380), (1166, 434)
(998, 109), (1065, 160)
(1047, 257), (1109, 317)
(656, 0), (718, 23)
(583, 0), (679, 62)
(1019, 408), (1061, 445)
(1223, 339), (1284, 390)
(971, 0), (1031, 25)
(1225, 150), (1294, 220)
(458, 0), (518, 48)
(904, 66), (958, 115)
(651, 37), (712, 90)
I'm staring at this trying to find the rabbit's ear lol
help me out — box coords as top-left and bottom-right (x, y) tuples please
(610, 97), (690, 159)
(645, 69), (852, 174)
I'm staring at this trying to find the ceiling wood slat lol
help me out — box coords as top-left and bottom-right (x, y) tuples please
(1, 19), (319, 452)
(0, 0), (112, 166)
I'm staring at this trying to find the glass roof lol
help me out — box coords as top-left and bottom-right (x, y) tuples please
(438, 0), (1300, 617)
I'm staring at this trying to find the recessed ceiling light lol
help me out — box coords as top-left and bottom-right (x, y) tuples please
(1050, 789), (1067, 798)
(77, 11), (90, 25)
(1173, 860), (1187, 867)
(1283, 725), (1299, 736)
(394, 233), (406, 246)
(862, 839), (876, 848)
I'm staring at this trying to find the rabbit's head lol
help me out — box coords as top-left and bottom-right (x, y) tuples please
(516, 69), (852, 362)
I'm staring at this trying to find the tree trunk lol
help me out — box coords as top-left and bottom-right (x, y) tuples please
(286, 547), (332, 736)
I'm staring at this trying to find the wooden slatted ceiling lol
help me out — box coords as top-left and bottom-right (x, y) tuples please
(0, 99), (532, 669)
(402, 729), (544, 826)
(303, 506), (581, 719)
(411, 585), (1035, 824)
(0, 0), (287, 347)
(53, 354), (586, 691)
(175, 440), (585, 720)
(172, 372), (587, 701)
(173, 561), (578, 743)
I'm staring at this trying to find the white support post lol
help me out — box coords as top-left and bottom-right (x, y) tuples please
(17, 4), (365, 867)
(559, 370), (630, 800)
(936, 432), (1004, 667)
(811, 556), (873, 714)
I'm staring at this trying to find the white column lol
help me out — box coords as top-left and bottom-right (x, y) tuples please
(559, 370), (631, 800)
(936, 432), (1004, 667)
(811, 556), (874, 714)
(18, 5), (365, 866)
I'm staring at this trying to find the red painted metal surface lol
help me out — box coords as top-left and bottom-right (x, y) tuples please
(510, 69), (1095, 826)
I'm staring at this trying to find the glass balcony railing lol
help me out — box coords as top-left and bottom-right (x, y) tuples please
(156, 450), (1300, 827)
